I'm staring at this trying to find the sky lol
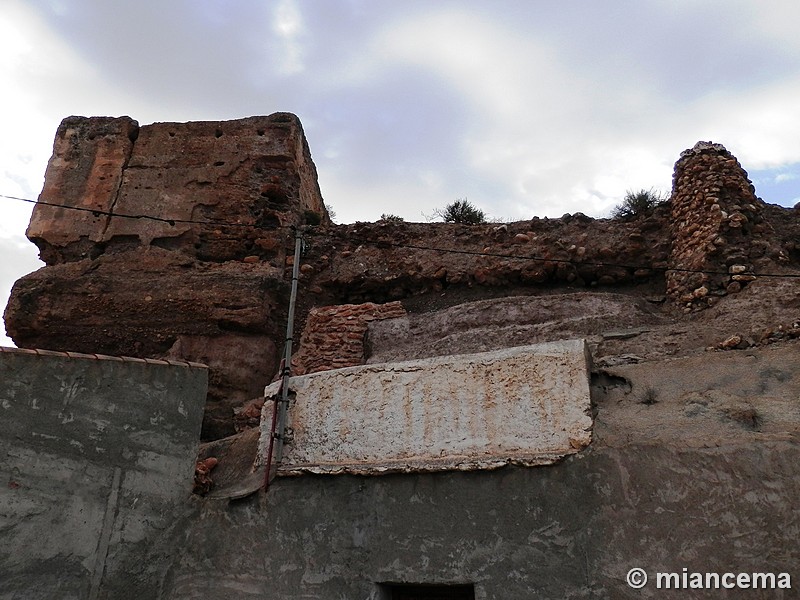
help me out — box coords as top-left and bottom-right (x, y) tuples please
(2, 0), (800, 346)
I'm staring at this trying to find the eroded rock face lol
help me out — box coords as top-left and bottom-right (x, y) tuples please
(365, 293), (669, 364)
(28, 113), (326, 265)
(27, 116), (140, 261)
(8, 113), (326, 440)
(6, 119), (800, 441)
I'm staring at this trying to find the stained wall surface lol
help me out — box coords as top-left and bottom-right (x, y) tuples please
(2, 343), (798, 599)
(260, 340), (593, 475)
(0, 348), (207, 600)
(167, 344), (800, 599)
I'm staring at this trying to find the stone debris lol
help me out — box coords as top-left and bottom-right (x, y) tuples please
(233, 398), (265, 432)
(713, 321), (800, 351)
(759, 322), (800, 345)
(718, 334), (746, 350)
(193, 456), (219, 495)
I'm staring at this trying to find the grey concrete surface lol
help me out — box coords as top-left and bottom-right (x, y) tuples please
(164, 343), (799, 600)
(0, 348), (207, 600)
(3, 343), (799, 599)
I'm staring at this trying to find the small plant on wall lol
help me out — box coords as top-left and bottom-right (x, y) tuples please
(433, 198), (487, 224)
(611, 188), (668, 221)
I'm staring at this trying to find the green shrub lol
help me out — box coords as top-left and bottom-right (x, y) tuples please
(611, 188), (668, 220)
(303, 210), (322, 226)
(434, 199), (487, 224)
(379, 213), (404, 222)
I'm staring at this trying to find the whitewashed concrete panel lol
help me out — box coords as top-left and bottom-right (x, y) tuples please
(260, 339), (592, 475)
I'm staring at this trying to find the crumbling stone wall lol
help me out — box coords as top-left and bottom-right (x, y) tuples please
(297, 214), (670, 308)
(5, 115), (799, 442)
(8, 113), (327, 441)
(291, 301), (406, 375)
(667, 141), (771, 309)
(27, 113), (327, 265)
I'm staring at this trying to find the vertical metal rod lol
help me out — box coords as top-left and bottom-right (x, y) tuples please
(274, 227), (303, 465)
(262, 359), (284, 491)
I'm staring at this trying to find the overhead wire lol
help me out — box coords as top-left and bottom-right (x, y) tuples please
(0, 193), (290, 231)
(3, 191), (800, 280)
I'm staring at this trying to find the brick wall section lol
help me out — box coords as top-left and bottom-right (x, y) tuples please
(291, 301), (406, 375)
(667, 141), (767, 309)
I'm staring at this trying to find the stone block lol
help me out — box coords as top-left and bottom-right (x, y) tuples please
(260, 339), (592, 475)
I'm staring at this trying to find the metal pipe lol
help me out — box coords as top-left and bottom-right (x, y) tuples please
(274, 227), (303, 466)
(262, 359), (284, 492)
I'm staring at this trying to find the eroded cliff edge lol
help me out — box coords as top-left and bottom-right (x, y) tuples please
(4, 114), (799, 440)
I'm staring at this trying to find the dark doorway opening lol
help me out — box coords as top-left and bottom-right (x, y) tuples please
(380, 583), (475, 600)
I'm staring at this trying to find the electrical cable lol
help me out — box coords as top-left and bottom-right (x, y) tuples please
(0, 193), (290, 231)
(3, 192), (800, 280)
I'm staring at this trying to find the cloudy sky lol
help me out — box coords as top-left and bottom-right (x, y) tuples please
(2, 0), (800, 346)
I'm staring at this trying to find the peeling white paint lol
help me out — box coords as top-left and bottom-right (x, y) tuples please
(260, 339), (593, 475)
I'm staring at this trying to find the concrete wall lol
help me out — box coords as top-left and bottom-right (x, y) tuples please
(3, 342), (798, 599)
(165, 344), (799, 599)
(0, 347), (207, 600)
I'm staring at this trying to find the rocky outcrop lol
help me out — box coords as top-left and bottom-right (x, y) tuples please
(7, 113), (327, 440)
(28, 113), (326, 265)
(5, 115), (800, 441)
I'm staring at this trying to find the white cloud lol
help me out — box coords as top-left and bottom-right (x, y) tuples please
(713, 83), (800, 168)
(0, 3), (67, 236)
(272, 0), (306, 75)
(365, 8), (678, 218)
(749, 0), (800, 55)
(321, 164), (452, 224)
(2, 0), (800, 244)
(353, 3), (800, 218)
(378, 9), (576, 123)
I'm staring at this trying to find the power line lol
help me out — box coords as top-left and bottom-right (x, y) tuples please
(3, 191), (800, 280)
(0, 193), (290, 231)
